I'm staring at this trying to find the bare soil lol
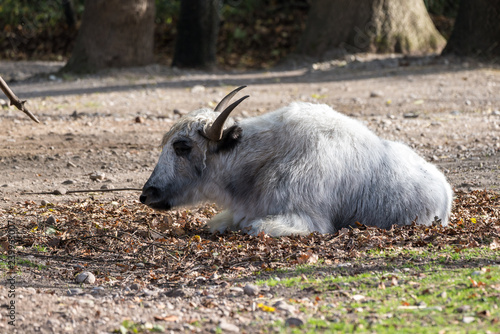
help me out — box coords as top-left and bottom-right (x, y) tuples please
(0, 54), (499, 333)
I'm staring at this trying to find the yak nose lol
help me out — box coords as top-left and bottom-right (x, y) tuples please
(139, 186), (160, 204)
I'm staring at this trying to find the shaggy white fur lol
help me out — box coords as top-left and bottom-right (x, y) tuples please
(141, 102), (453, 237)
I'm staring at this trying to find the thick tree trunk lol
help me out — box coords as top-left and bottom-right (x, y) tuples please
(62, 0), (155, 73)
(172, 0), (221, 69)
(442, 0), (500, 57)
(295, 0), (445, 59)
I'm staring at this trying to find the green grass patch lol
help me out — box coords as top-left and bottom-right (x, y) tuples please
(258, 247), (500, 333)
(0, 254), (47, 271)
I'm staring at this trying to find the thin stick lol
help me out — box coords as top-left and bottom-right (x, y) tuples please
(0, 75), (40, 123)
(21, 187), (142, 195)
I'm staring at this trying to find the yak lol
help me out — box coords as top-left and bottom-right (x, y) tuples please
(140, 86), (452, 236)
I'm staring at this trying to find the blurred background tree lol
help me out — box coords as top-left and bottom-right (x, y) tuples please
(442, 0), (500, 57)
(295, 0), (445, 59)
(62, 0), (155, 73)
(171, 0), (221, 69)
(1, 0), (495, 72)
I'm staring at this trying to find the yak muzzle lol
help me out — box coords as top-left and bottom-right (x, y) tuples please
(139, 186), (171, 210)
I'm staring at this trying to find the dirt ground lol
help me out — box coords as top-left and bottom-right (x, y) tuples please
(0, 54), (499, 333)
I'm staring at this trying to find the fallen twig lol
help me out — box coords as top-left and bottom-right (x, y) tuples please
(21, 187), (142, 195)
(0, 75), (40, 123)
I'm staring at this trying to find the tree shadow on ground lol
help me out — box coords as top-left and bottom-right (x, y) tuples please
(5, 54), (489, 100)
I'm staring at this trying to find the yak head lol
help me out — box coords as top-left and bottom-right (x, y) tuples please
(139, 86), (248, 210)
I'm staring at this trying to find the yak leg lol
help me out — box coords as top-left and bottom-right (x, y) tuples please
(207, 210), (238, 233)
(246, 214), (313, 237)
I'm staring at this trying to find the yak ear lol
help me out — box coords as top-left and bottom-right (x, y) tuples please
(215, 125), (242, 153)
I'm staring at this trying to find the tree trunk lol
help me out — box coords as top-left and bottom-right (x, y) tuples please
(62, 0), (76, 29)
(442, 0), (500, 57)
(295, 0), (445, 59)
(172, 0), (221, 69)
(62, 0), (155, 73)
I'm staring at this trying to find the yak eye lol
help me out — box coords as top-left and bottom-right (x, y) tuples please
(173, 140), (192, 156)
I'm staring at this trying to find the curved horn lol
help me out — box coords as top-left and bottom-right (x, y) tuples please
(203, 95), (249, 141)
(214, 85), (247, 112)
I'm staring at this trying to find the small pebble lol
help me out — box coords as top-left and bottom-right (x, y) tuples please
(135, 116), (144, 123)
(229, 287), (244, 294)
(90, 172), (105, 181)
(243, 284), (260, 296)
(191, 85), (205, 93)
(456, 305), (471, 313)
(403, 112), (419, 119)
(285, 317), (304, 327)
(46, 215), (56, 225)
(67, 288), (83, 296)
(26, 287), (37, 294)
(218, 320), (239, 333)
(62, 179), (75, 185)
(75, 271), (96, 284)
(370, 90), (384, 98)
(40, 200), (48, 206)
(54, 188), (67, 195)
(273, 300), (296, 314)
(462, 316), (475, 324)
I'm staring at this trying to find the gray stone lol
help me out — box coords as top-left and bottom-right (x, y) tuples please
(25, 287), (37, 294)
(62, 179), (75, 185)
(191, 85), (206, 93)
(243, 284), (260, 296)
(285, 317), (304, 327)
(273, 300), (296, 314)
(54, 188), (67, 195)
(90, 172), (105, 181)
(75, 271), (96, 284)
(403, 112), (419, 119)
(218, 320), (239, 333)
(46, 215), (56, 225)
(456, 305), (471, 313)
(370, 90), (384, 98)
(67, 288), (83, 296)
